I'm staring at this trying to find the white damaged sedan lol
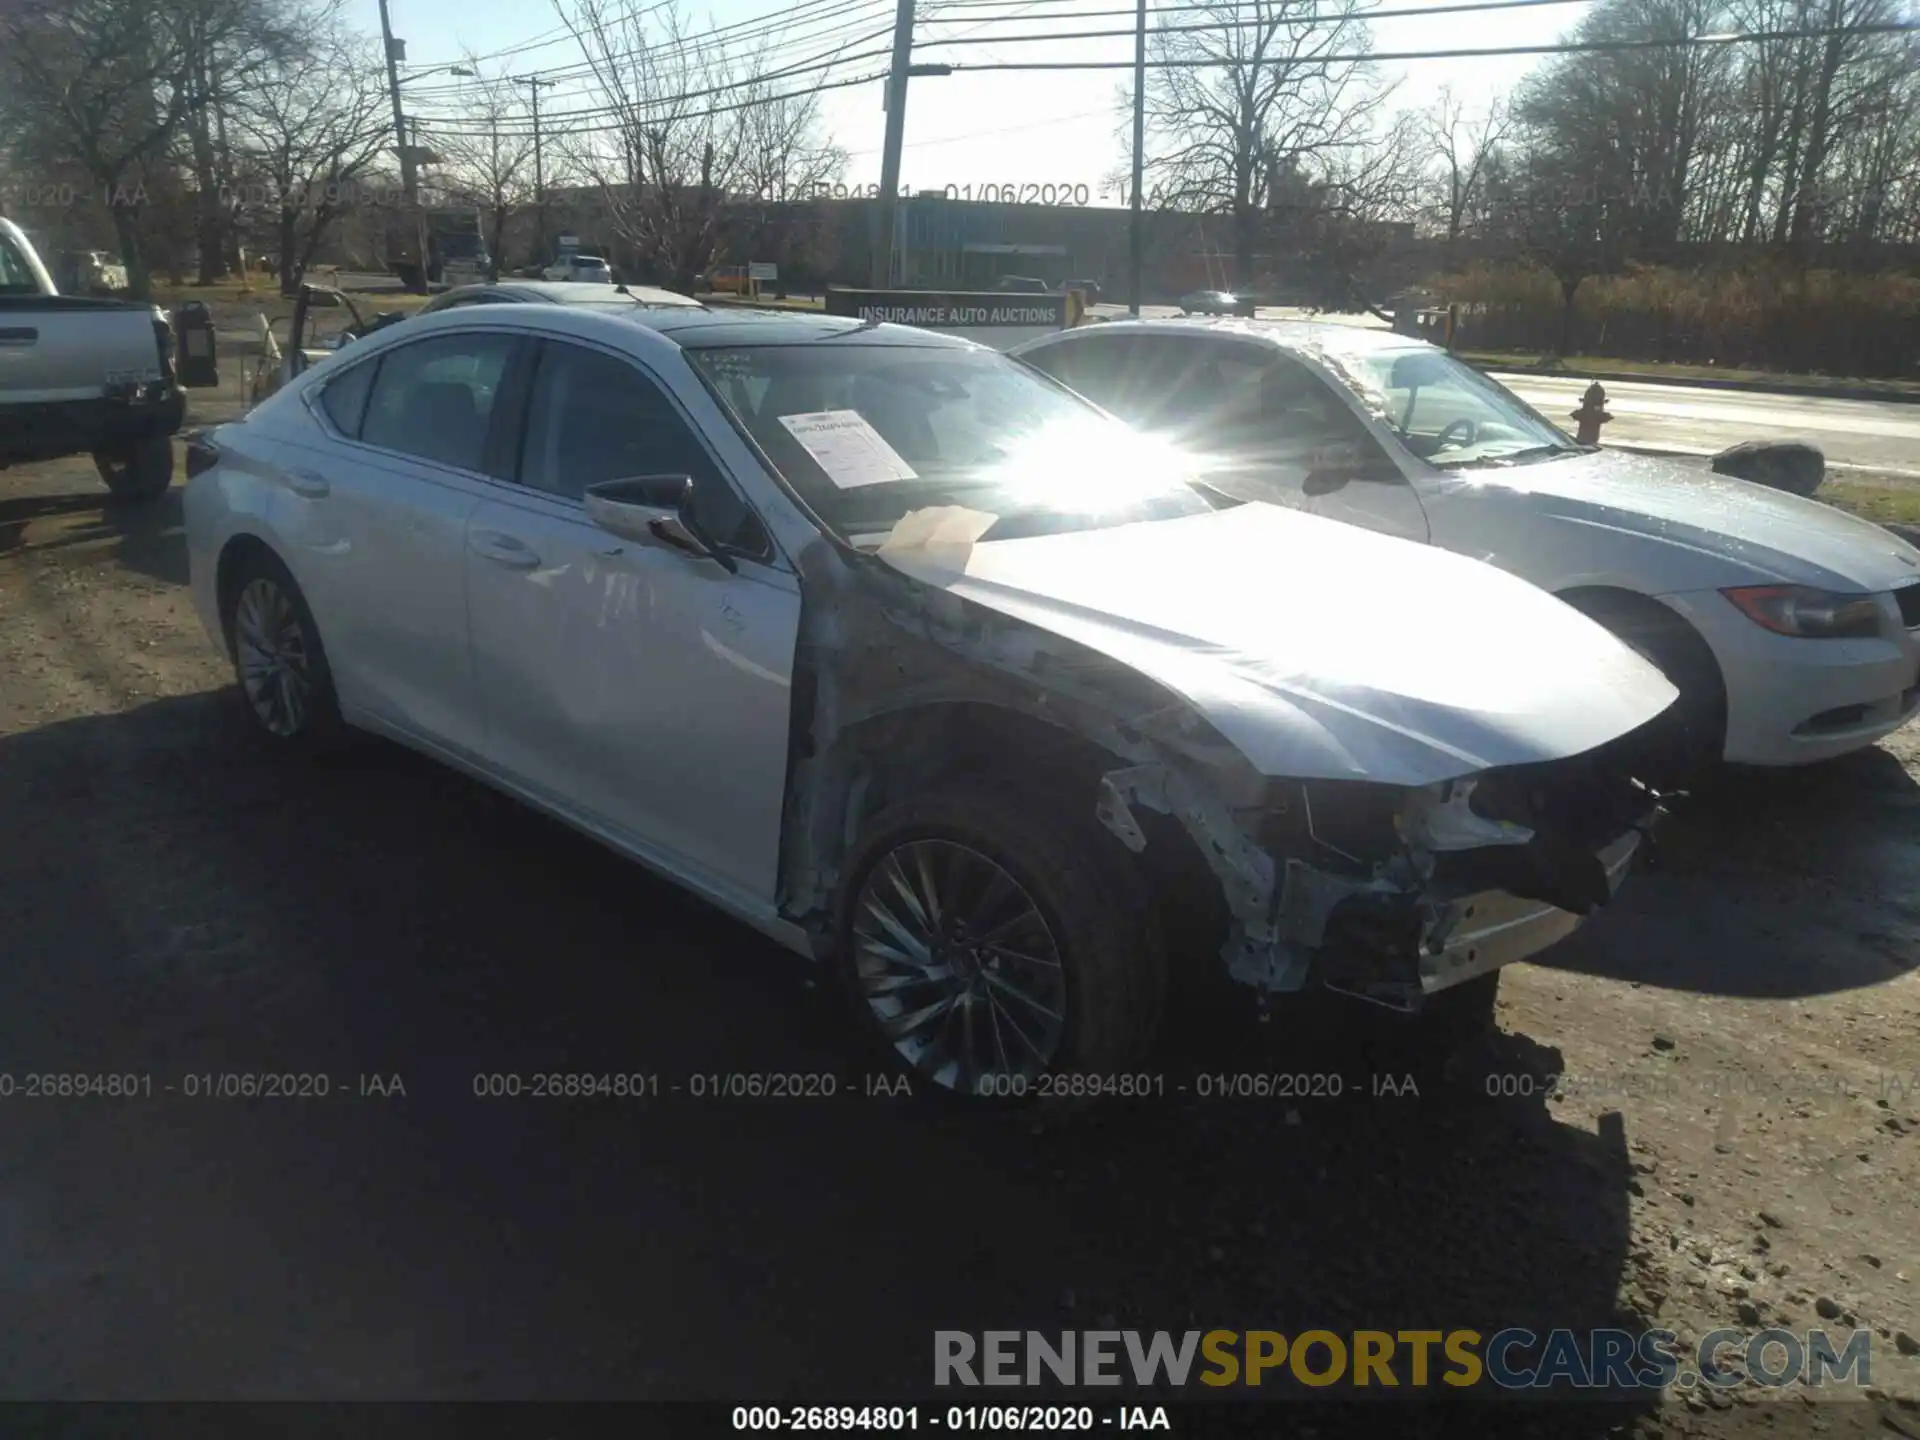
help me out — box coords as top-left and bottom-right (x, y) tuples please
(184, 305), (1675, 1096)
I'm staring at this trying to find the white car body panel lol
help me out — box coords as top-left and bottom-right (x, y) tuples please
(876, 502), (1677, 786)
(1013, 320), (1920, 766)
(464, 483), (799, 901)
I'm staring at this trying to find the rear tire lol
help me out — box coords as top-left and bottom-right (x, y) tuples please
(221, 549), (345, 752)
(833, 784), (1168, 1104)
(93, 435), (174, 504)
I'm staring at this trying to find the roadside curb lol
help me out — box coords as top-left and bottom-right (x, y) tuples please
(1468, 360), (1920, 406)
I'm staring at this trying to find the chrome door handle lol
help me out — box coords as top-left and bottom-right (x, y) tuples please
(286, 468), (330, 498)
(470, 530), (541, 570)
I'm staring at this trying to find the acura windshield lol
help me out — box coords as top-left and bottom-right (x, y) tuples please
(689, 342), (1212, 543)
(1313, 339), (1581, 469)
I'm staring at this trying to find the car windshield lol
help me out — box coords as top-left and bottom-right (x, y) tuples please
(1313, 340), (1580, 468)
(689, 342), (1213, 544)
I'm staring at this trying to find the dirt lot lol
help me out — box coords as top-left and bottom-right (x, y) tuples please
(1, 419), (1916, 1432)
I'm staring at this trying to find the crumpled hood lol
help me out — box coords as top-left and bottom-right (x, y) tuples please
(1443, 450), (1920, 592)
(876, 502), (1678, 786)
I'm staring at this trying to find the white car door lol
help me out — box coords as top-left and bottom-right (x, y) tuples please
(464, 335), (800, 906)
(1028, 332), (1432, 543)
(276, 329), (523, 756)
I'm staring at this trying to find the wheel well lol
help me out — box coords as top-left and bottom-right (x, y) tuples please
(1557, 584), (1728, 714)
(214, 534), (280, 652)
(835, 702), (1228, 958)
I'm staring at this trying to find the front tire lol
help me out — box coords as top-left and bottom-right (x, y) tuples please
(221, 550), (344, 750)
(833, 786), (1167, 1101)
(93, 435), (174, 504)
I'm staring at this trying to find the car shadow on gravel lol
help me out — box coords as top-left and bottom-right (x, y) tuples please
(0, 485), (188, 587)
(0, 692), (1650, 1424)
(1535, 746), (1920, 998)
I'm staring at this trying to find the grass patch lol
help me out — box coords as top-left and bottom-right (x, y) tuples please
(1817, 479), (1920, 528)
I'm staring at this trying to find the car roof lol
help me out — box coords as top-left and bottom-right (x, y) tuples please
(1039, 314), (1422, 355)
(476, 280), (701, 307)
(389, 300), (986, 352)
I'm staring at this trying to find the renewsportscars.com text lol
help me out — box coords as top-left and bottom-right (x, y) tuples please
(934, 1328), (1875, 1390)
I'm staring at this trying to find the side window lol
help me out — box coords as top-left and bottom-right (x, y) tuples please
(518, 342), (765, 555)
(0, 235), (39, 293)
(318, 358), (377, 437)
(360, 332), (518, 470)
(1027, 335), (1139, 412)
(1208, 353), (1398, 487)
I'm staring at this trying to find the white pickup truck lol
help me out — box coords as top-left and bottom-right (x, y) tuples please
(0, 215), (192, 503)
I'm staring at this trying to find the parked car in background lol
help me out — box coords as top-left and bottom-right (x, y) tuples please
(543, 253), (614, 284)
(56, 249), (130, 295)
(994, 275), (1050, 294)
(1014, 317), (1920, 775)
(184, 305), (1674, 1098)
(1064, 278), (1102, 303)
(0, 216), (194, 503)
(1178, 290), (1254, 317)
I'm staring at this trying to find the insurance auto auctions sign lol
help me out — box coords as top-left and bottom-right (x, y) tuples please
(824, 288), (1072, 350)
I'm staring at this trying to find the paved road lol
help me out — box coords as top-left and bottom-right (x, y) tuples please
(1493, 374), (1920, 476)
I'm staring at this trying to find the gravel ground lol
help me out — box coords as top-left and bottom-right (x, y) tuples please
(0, 427), (1915, 1434)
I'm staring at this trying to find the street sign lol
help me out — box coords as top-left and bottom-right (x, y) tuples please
(748, 262), (777, 281)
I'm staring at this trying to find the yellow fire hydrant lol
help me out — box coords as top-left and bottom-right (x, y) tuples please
(1570, 381), (1612, 445)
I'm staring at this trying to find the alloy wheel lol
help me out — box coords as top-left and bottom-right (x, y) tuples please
(851, 839), (1067, 1094)
(234, 577), (313, 737)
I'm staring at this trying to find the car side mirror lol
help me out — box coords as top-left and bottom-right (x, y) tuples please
(584, 474), (738, 573)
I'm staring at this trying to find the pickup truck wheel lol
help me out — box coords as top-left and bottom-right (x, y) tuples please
(222, 552), (343, 749)
(835, 787), (1166, 1103)
(93, 435), (174, 504)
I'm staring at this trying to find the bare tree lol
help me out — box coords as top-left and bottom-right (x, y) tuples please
(1, 0), (301, 294)
(427, 63), (542, 280)
(227, 19), (391, 292)
(1135, 0), (1397, 288)
(552, 0), (742, 287)
(1421, 86), (1509, 256)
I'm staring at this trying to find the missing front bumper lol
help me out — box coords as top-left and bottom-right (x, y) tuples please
(1416, 824), (1644, 995)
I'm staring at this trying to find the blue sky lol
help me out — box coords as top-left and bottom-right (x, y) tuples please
(351, 0), (1589, 199)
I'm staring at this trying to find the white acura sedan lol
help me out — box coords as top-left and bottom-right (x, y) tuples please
(1015, 320), (1920, 775)
(184, 304), (1676, 1095)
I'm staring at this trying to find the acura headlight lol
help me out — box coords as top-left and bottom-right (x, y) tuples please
(1722, 584), (1883, 639)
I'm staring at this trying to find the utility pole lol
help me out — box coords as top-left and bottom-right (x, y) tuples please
(376, 0), (427, 291)
(871, 0), (917, 288)
(513, 75), (554, 262)
(1128, 0), (1146, 315)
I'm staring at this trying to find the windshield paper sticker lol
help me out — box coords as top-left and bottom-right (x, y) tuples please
(778, 409), (919, 489)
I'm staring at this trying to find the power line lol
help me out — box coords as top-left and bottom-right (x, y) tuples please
(406, 14), (1916, 139)
(409, 27), (894, 128)
(415, 67), (889, 140)
(929, 18), (1918, 66)
(914, 0), (1600, 46)
(399, 0), (895, 100)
